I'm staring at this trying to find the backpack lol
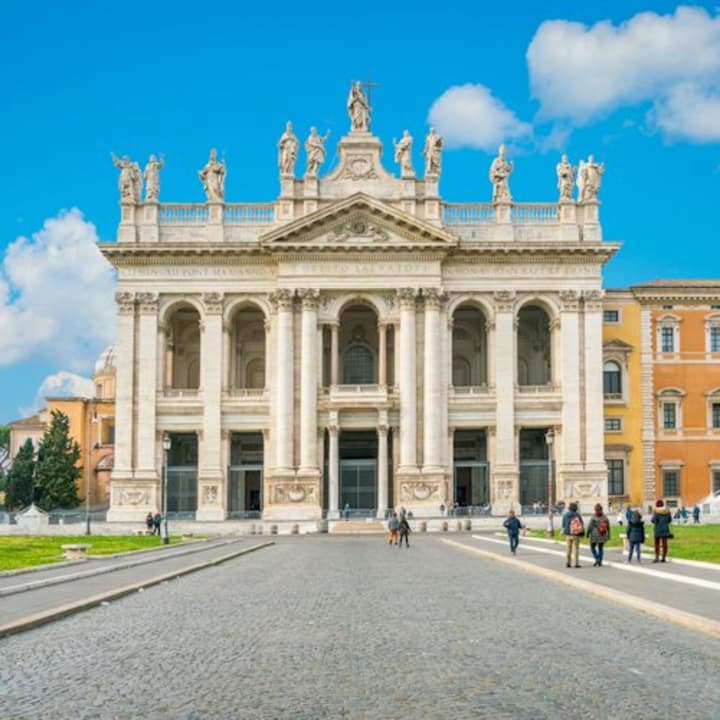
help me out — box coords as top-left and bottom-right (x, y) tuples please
(598, 518), (609, 535)
(569, 515), (584, 535)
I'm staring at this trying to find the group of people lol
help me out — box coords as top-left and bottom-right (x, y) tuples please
(503, 498), (677, 566)
(387, 510), (411, 548)
(145, 512), (162, 536)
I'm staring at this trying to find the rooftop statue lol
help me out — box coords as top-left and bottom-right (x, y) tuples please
(143, 154), (165, 202)
(199, 148), (226, 202)
(111, 153), (142, 203)
(304, 126), (330, 177)
(347, 81), (371, 132)
(489, 144), (513, 203)
(278, 121), (299, 177)
(577, 155), (605, 202)
(423, 127), (443, 177)
(556, 154), (576, 202)
(393, 130), (414, 178)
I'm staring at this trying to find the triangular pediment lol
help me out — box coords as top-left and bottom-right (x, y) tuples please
(259, 193), (458, 249)
(603, 338), (634, 352)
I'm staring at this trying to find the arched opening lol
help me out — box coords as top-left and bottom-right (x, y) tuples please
(230, 306), (266, 390)
(452, 304), (487, 387)
(603, 361), (622, 396)
(339, 304), (378, 385)
(517, 305), (552, 386)
(165, 305), (201, 389)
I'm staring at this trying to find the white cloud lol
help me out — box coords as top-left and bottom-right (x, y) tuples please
(527, 6), (720, 141)
(19, 371), (95, 417)
(427, 84), (532, 151)
(0, 209), (116, 368)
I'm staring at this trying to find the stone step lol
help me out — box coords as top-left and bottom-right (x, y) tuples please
(329, 520), (386, 534)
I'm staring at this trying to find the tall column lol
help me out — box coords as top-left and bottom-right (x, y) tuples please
(135, 292), (159, 480)
(330, 322), (339, 385)
(273, 290), (295, 473)
(198, 292), (225, 520)
(583, 290), (607, 487)
(398, 288), (418, 472)
(298, 289), (319, 475)
(559, 291), (582, 469)
(110, 292), (136, 485)
(377, 422), (388, 518)
(423, 288), (444, 473)
(493, 290), (518, 512)
(378, 322), (387, 386)
(328, 420), (339, 519)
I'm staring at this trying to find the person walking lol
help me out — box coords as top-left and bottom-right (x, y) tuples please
(651, 499), (672, 562)
(585, 503), (611, 567)
(503, 509), (522, 555)
(562, 501), (584, 568)
(387, 512), (399, 546)
(398, 513), (411, 548)
(145, 512), (154, 535)
(152, 511), (162, 537)
(693, 504), (701, 524)
(627, 510), (645, 563)
(343, 503), (351, 521)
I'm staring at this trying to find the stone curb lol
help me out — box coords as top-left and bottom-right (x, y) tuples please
(0, 538), (241, 597)
(441, 538), (720, 641)
(0, 541), (274, 639)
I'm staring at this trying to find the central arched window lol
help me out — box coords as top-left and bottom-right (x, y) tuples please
(343, 345), (374, 384)
(603, 361), (622, 396)
(517, 305), (552, 386)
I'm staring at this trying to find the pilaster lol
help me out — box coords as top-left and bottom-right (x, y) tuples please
(206, 200), (224, 243)
(118, 201), (138, 243)
(298, 289), (320, 478)
(559, 290), (582, 473)
(135, 292), (159, 482)
(140, 201), (159, 243)
(422, 288), (445, 478)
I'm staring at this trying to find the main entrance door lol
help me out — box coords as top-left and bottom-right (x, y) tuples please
(227, 432), (263, 518)
(453, 462), (490, 508)
(339, 430), (377, 515)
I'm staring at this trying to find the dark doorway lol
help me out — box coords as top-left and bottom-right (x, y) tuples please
(339, 431), (377, 515)
(228, 432), (263, 518)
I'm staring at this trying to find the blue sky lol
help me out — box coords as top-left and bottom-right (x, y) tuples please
(1, 1), (720, 423)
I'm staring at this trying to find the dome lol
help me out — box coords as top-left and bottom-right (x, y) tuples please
(94, 345), (116, 375)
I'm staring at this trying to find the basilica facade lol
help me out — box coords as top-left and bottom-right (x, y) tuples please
(103, 88), (618, 523)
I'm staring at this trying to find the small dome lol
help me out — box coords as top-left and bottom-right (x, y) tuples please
(94, 345), (116, 374)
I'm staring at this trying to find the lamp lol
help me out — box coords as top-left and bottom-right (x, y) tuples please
(545, 428), (555, 536)
(87, 414), (100, 536)
(162, 434), (171, 545)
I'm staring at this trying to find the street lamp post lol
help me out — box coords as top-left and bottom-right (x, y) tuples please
(162, 434), (171, 545)
(87, 415), (100, 536)
(545, 428), (555, 536)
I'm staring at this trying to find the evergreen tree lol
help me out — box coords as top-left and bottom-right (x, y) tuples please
(0, 424), (9, 488)
(5, 438), (35, 510)
(34, 410), (82, 510)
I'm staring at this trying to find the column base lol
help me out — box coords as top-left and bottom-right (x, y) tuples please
(198, 472), (225, 517)
(396, 469), (443, 516)
(492, 465), (520, 512)
(559, 467), (608, 512)
(265, 472), (322, 520)
(107, 479), (159, 521)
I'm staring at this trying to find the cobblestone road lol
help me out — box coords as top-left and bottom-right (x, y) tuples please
(1, 535), (719, 719)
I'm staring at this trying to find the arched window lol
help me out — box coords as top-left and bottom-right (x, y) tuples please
(452, 357), (471, 387)
(451, 304), (487, 387)
(603, 361), (622, 396)
(165, 306), (201, 390)
(517, 305), (551, 386)
(343, 345), (374, 384)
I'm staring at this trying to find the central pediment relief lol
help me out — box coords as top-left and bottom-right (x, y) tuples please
(259, 192), (457, 250)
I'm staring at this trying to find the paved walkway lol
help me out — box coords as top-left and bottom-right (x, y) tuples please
(1, 535), (719, 719)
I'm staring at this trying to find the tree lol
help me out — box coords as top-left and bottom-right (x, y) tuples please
(0, 424), (9, 488)
(5, 438), (35, 510)
(34, 410), (82, 510)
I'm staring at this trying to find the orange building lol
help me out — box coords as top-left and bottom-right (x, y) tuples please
(634, 281), (720, 510)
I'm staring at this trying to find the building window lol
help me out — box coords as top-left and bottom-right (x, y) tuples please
(710, 327), (720, 353)
(662, 402), (677, 429)
(603, 361), (622, 396)
(343, 345), (375, 384)
(104, 424), (115, 445)
(95, 383), (103, 398)
(607, 459), (625, 496)
(605, 417), (622, 432)
(603, 309), (619, 323)
(713, 470), (720, 495)
(663, 469), (680, 497)
(660, 327), (675, 353)
(713, 404), (720, 429)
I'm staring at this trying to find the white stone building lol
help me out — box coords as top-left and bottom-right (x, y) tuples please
(102, 90), (618, 524)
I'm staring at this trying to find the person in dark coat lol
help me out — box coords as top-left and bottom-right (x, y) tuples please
(503, 509), (523, 555)
(585, 503), (611, 567)
(145, 512), (154, 534)
(562, 501), (584, 568)
(651, 499), (672, 562)
(398, 513), (411, 548)
(692, 505), (701, 524)
(152, 512), (162, 536)
(627, 510), (645, 563)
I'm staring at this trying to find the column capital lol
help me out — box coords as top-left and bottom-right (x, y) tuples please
(297, 288), (320, 310)
(327, 423), (339, 436)
(397, 288), (418, 309)
(136, 292), (159, 314)
(422, 287), (447, 310)
(115, 291), (136, 314)
(270, 289), (295, 311)
(493, 290), (515, 313)
(559, 289), (580, 312)
(583, 289), (605, 312)
(202, 292), (224, 315)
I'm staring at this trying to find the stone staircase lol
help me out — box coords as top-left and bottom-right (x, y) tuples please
(329, 519), (386, 534)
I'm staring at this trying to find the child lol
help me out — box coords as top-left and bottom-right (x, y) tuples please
(503, 509), (522, 555)
(387, 512), (399, 546)
(627, 510), (645, 563)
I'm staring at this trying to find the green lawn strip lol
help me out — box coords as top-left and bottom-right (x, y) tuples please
(0, 535), (183, 571)
(526, 525), (720, 564)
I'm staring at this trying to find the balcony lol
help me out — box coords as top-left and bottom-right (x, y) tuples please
(324, 384), (391, 408)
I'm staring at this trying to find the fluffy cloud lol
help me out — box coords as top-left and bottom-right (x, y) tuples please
(0, 209), (116, 368)
(527, 6), (720, 141)
(427, 84), (532, 151)
(20, 371), (95, 417)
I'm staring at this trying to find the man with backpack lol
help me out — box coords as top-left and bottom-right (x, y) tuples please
(586, 503), (611, 567)
(562, 501), (585, 568)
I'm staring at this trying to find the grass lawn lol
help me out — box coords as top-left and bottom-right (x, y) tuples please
(0, 535), (183, 571)
(527, 524), (720, 563)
